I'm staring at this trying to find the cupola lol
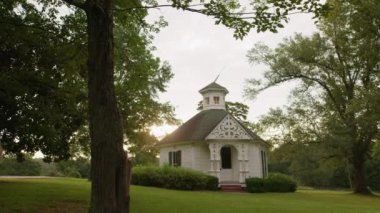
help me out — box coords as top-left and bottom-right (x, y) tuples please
(199, 82), (229, 110)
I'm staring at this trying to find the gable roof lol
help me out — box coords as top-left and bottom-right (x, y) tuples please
(199, 82), (229, 94)
(234, 119), (267, 144)
(159, 109), (267, 145)
(206, 114), (254, 140)
(159, 109), (228, 144)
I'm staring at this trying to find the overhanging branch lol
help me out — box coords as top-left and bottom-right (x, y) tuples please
(113, 3), (205, 11)
(258, 73), (346, 120)
(290, 74), (346, 120)
(62, 0), (86, 10)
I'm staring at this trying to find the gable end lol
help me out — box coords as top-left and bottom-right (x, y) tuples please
(206, 115), (252, 140)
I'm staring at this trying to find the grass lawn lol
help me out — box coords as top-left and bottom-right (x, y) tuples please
(0, 178), (379, 213)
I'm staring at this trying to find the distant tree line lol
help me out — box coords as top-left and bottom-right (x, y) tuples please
(0, 151), (159, 178)
(0, 156), (91, 179)
(268, 142), (380, 191)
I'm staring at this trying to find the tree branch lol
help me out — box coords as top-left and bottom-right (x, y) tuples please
(113, 4), (204, 11)
(260, 73), (346, 120)
(62, 0), (86, 10)
(0, 20), (58, 35)
(291, 74), (346, 120)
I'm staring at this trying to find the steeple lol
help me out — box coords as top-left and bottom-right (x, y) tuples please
(199, 82), (229, 110)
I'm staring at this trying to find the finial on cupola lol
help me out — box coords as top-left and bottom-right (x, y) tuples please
(199, 79), (228, 110)
(213, 73), (220, 83)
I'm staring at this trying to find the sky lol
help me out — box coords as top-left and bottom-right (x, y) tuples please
(147, 6), (318, 136)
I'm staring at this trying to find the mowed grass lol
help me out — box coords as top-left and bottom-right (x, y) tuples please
(0, 178), (379, 213)
(0, 178), (90, 212)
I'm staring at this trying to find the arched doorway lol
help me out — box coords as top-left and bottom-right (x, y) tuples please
(219, 145), (238, 183)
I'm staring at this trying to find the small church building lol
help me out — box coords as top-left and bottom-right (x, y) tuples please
(157, 82), (269, 187)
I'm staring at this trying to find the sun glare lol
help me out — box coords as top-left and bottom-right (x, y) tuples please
(150, 124), (177, 139)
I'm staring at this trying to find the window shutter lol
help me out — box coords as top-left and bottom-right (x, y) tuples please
(169, 152), (173, 166)
(176, 151), (181, 167)
(261, 151), (264, 178)
(261, 150), (267, 178)
(264, 151), (267, 177)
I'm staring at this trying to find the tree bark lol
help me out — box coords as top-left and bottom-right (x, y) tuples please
(352, 160), (370, 194)
(345, 158), (353, 190)
(0, 144), (3, 158)
(351, 142), (371, 194)
(85, 0), (130, 212)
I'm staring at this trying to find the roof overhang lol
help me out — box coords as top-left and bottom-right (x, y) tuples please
(156, 140), (203, 148)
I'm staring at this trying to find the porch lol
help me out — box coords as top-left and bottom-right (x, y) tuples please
(208, 142), (250, 186)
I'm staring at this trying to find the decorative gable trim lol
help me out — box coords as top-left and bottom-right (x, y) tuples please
(206, 115), (252, 140)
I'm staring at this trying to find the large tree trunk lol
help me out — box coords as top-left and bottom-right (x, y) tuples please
(0, 144), (3, 158)
(85, 0), (130, 212)
(351, 141), (371, 194)
(352, 160), (369, 194)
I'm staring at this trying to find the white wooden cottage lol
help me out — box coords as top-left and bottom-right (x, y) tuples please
(157, 82), (269, 186)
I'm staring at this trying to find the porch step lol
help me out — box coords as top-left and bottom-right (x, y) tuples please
(220, 184), (246, 192)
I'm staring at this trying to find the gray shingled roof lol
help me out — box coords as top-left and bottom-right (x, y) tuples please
(159, 109), (228, 144)
(159, 109), (266, 145)
(199, 82), (229, 94)
(235, 119), (267, 144)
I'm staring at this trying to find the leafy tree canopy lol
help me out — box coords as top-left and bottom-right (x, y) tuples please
(246, 0), (380, 194)
(0, 0), (178, 161)
(0, 0), (86, 161)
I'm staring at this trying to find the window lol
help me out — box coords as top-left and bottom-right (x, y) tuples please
(261, 150), (268, 178)
(169, 150), (181, 167)
(204, 97), (210, 105)
(221, 147), (232, 169)
(213, 96), (220, 104)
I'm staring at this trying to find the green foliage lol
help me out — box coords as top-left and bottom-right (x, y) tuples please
(169, 0), (325, 38)
(0, 1), (86, 161)
(55, 158), (90, 179)
(0, 157), (41, 176)
(38, 159), (63, 177)
(114, 5), (179, 135)
(0, 0), (178, 161)
(246, 173), (297, 193)
(269, 143), (351, 189)
(367, 142), (380, 191)
(264, 173), (297, 192)
(268, 141), (380, 190)
(131, 165), (218, 191)
(128, 132), (159, 166)
(205, 175), (219, 190)
(225, 101), (249, 121)
(245, 177), (265, 193)
(0, 156), (91, 178)
(197, 101), (249, 122)
(246, 0), (380, 193)
(65, 1), (179, 161)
